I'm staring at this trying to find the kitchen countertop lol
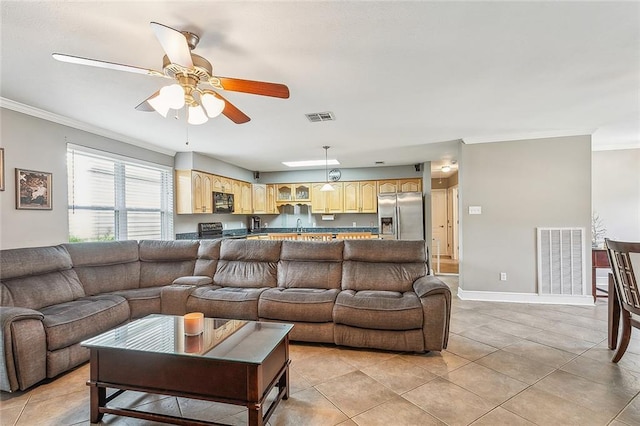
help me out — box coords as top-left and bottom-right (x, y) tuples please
(176, 227), (379, 240)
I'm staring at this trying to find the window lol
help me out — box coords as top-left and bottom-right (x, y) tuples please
(67, 145), (173, 242)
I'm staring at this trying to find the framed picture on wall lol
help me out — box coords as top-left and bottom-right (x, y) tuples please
(15, 168), (52, 210)
(0, 148), (4, 191)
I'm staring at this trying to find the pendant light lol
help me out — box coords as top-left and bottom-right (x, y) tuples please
(320, 146), (334, 192)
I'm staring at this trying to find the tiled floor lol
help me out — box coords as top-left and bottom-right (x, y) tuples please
(2, 276), (640, 425)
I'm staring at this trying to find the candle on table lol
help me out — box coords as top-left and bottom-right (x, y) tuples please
(184, 312), (204, 336)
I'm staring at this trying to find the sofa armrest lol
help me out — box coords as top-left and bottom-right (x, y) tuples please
(172, 275), (213, 286)
(0, 306), (45, 392)
(413, 275), (451, 298)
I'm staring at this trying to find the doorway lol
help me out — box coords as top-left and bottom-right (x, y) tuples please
(431, 167), (459, 275)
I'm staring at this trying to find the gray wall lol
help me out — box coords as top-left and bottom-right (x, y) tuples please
(592, 148), (640, 242)
(459, 135), (592, 294)
(0, 108), (173, 249)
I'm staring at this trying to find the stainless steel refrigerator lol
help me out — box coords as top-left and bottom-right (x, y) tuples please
(377, 192), (424, 240)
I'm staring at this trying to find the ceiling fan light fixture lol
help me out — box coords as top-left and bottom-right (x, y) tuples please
(163, 83), (185, 109)
(201, 92), (225, 118)
(147, 93), (171, 117)
(188, 104), (208, 125)
(442, 165), (451, 173)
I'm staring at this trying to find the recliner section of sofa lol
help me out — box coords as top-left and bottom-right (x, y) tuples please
(0, 238), (451, 392)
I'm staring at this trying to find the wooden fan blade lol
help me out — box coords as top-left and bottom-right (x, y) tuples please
(150, 22), (194, 69)
(215, 93), (251, 124)
(216, 77), (290, 99)
(52, 53), (165, 77)
(135, 91), (160, 112)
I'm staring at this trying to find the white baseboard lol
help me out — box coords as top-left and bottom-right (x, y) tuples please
(457, 288), (594, 306)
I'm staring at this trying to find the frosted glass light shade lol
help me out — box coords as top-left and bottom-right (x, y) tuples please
(188, 104), (208, 125)
(201, 92), (225, 118)
(147, 93), (170, 117)
(148, 83), (185, 117)
(320, 183), (334, 192)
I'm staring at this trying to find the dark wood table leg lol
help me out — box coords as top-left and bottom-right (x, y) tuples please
(248, 402), (264, 426)
(609, 273), (621, 350)
(89, 383), (106, 423)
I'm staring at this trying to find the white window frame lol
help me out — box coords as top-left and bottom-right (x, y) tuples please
(67, 144), (174, 241)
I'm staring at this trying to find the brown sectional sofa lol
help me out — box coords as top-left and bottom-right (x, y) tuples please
(0, 238), (451, 392)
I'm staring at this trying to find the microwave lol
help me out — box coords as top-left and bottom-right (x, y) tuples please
(213, 192), (234, 214)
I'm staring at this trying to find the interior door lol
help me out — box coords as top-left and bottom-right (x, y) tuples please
(431, 189), (448, 256)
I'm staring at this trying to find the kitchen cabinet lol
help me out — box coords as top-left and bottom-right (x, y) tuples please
(377, 178), (422, 194)
(252, 184), (267, 214)
(175, 170), (213, 214)
(212, 175), (233, 194)
(343, 181), (377, 213)
(266, 184), (278, 214)
(232, 180), (253, 214)
(276, 183), (311, 204)
(311, 182), (344, 213)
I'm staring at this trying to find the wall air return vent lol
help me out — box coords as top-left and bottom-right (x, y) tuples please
(537, 227), (586, 297)
(305, 111), (335, 122)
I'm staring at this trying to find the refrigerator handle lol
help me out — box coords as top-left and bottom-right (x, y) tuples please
(396, 206), (400, 238)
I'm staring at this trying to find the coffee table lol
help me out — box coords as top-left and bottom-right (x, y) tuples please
(82, 314), (293, 426)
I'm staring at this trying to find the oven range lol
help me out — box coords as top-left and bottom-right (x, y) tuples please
(198, 222), (223, 239)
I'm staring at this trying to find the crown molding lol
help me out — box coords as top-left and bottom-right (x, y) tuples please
(0, 97), (176, 156)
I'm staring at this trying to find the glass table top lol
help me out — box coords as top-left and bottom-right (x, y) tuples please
(82, 314), (293, 364)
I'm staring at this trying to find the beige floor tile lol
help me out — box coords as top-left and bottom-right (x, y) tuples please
(403, 377), (495, 426)
(582, 342), (640, 373)
(470, 407), (535, 426)
(177, 398), (245, 422)
(502, 339), (577, 368)
(0, 389), (30, 411)
(560, 354), (640, 392)
(525, 330), (598, 355)
(288, 366), (314, 395)
(475, 349), (555, 385)
(332, 347), (399, 369)
(533, 370), (635, 417)
(616, 394), (640, 426)
(351, 396), (444, 426)
(288, 342), (332, 362)
(360, 356), (436, 393)
(502, 387), (613, 426)
(0, 405), (24, 426)
(315, 371), (397, 418)
(15, 389), (89, 426)
(446, 363), (529, 405)
(459, 324), (523, 348)
(269, 387), (348, 426)
(337, 420), (358, 426)
(482, 318), (544, 339)
(445, 334), (499, 361)
(293, 349), (358, 386)
(399, 350), (470, 376)
(27, 364), (89, 403)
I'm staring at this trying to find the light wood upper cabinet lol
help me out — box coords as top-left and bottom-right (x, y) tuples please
(276, 183), (311, 203)
(377, 178), (422, 194)
(252, 184), (267, 214)
(398, 178), (422, 193)
(311, 182), (343, 213)
(344, 181), (378, 213)
(213, 175), (233, 193)
(175, 170), (213, 214)
(377, 180), (398, 194)
(276, 184), (293, 203)
(293, 184), (310, 201)
(231, 180), (252, 214)
(266, 184), (278, 214)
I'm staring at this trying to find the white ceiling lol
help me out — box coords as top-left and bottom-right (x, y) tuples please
(1, 1), (638, 172)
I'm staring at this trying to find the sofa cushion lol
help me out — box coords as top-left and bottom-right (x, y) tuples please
(214, 240), (281, 288)
(194, 240), (221, 277)
(333, 290), (423, 330)
(0, 245), (85, 310)
(139, 240), (199, 288)
(278, 241), (343, 289)
(342, 262), (426, 293)
(109, 287), (162, 319)
(63, 241), (140, 295)
(186, 286), (268, 320)
(259, 288), (339, 322)
(343, 240), (426, 263)
(40, 294), (129, 351)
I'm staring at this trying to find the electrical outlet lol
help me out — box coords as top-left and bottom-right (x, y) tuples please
(500, 272), (507, 281)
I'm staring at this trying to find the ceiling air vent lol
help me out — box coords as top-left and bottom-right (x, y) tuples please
(305, 111), (335, 122)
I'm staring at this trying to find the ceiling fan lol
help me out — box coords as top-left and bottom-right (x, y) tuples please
(52, 22), (290, 125)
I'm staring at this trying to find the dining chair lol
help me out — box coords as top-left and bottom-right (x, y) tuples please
(605, 238), (640, 363)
